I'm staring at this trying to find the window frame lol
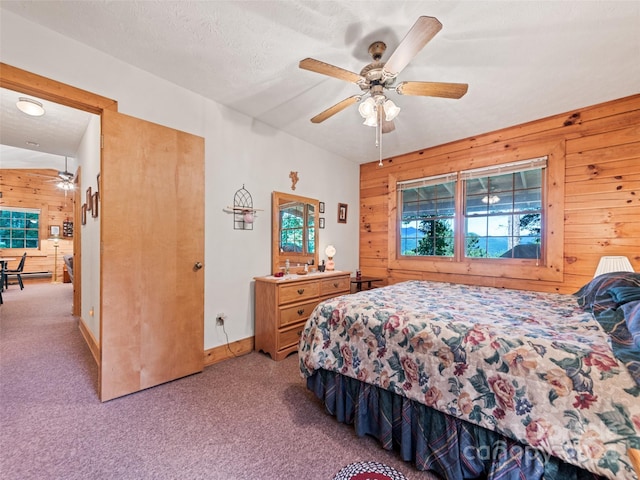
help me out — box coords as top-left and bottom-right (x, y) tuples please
(0, 206), (41, 250)
(388, 140), (565, 282)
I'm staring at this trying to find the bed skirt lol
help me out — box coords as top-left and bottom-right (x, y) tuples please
(307, 369), (603, 480)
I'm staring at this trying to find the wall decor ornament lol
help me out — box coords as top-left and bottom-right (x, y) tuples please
(289, 171), (299, 190)
(81, 204), (87, 225)
(92, 191), (99, 218)
(224, 185), (262, 230)
(319, 201), (325, 213)
(86, 186), (93, 212)
(319, 217), (325, 229)
(49, 225), (60, 237)
(338, 203), (348, 223)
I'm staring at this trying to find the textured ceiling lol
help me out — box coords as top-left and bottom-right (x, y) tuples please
(1, 1), (639, 166)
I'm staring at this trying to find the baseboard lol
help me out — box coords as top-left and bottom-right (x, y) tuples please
(78, 317), (100, 367)
(204, 336), (254, 367)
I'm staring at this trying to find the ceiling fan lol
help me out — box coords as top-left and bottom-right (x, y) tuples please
(46, 156), (75, 191)
(299, 16), (468, 133)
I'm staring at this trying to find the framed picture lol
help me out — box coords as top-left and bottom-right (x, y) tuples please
(86, 186), (93, 212)
(92, 192), (99, 218)
(96, 172), (101, 193)
(319, 201), (325, 214)
(49, 225), (61, 237)
(319, 217), (325, 229)
(338, 203), (348, 224)
(81, 204), (87, 225)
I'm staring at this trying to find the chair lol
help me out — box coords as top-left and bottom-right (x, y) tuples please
(4, 252), (27, 290)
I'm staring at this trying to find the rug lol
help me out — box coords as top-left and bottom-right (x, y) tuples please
(333, 461), (408, 480)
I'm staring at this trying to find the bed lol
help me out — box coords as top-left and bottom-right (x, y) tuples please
(298, 274), (640, 480)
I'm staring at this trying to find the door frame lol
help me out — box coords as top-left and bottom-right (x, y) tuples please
(0, 63), (118, 319)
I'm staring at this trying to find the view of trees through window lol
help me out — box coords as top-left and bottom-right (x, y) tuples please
(0, 208), (40, 249)
(399, 161), (544, 259)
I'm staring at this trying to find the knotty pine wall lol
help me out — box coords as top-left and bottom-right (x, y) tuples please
(359, 94), (640, 294)
(0, 169), (73, 278)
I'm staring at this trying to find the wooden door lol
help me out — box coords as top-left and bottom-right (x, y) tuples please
(100, 109), (204, 401)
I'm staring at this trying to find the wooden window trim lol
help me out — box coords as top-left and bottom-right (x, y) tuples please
(388, 139), (565, 282)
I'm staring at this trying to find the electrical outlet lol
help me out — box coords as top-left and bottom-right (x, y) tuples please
(216, 313), (225, 326)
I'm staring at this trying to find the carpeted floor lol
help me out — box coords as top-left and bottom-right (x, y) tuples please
(0, 282), (441, 480)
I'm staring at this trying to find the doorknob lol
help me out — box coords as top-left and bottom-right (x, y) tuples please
(193, 262), (203, 271)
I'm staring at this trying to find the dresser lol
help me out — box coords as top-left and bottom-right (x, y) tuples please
(254, 271), (350, 360)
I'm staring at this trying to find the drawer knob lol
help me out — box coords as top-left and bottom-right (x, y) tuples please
(297, 308), (305, 316)
(297, 288), (305, 295)
(333, 282), (339, 288)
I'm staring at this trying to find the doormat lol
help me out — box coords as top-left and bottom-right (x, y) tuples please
(333, 461), (408, 480)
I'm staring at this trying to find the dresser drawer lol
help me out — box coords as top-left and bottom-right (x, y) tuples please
(277, 324), (305, 351)
(320, 276), (350, 296)
(279, 299), (319, 328)
(279, 281), (319, 304)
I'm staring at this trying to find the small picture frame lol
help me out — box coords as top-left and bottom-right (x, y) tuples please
(92, 192), (99, 218)
(338, 203), (348, 224)
(86, 187), (93, 212)
(319, 217), (325, 229)
(96, 172), (101, 193)
(81, 204), (87, 225)
(319, 202), (325, 214)
(49, 225), (61, 237)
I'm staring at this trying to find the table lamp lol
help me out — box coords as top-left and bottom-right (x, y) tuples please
(594, 256), (634, 277)
(325, 245), (336, 271)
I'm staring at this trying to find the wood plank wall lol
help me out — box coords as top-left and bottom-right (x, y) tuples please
(359, 94), (640, 294)
(0, 169), (73, 277)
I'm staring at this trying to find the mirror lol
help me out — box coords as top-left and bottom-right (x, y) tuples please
(271, 191), (319, 274)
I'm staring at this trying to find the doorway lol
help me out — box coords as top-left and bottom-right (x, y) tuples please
(1, 63), (206, 402)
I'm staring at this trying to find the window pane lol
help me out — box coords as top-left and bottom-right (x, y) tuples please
(463, 166), (543, 260)
(399, 180), (455, 257)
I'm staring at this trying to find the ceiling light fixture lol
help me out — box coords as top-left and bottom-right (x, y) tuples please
(16, 97), (45, 116)
(482, 195), (500, 205)
(358, 94), (401, 167)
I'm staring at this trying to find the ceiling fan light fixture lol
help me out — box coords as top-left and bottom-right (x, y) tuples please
(362, 114), (378, 127)
(16, 97), (45, 117)
(383, 99), (401, 121)
(57, 180), (75, 191)
(358, 97), (376, 118)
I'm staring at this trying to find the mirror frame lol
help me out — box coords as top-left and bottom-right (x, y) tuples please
(271, 191), (319, 274)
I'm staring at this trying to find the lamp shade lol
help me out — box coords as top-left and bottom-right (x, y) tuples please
(16, 97), (45, 116)
(383, 99), (400, 121)
(594, 256), (634, 277)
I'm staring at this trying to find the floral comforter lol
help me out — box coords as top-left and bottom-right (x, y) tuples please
(299, 281), (640, 480)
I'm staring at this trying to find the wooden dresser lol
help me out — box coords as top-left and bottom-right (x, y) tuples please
(254, 271), (350, 360)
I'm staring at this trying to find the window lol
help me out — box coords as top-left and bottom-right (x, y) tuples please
(399, 174), (456, 257)
(397, 157), (547, 261)
(462, 157), (546, 259)
(0, 207), (40, 249)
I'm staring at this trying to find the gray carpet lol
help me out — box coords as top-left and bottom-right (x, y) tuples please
(0, 282), (440, 480)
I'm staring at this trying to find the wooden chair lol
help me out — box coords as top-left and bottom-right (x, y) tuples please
(4, 252), (27, 290)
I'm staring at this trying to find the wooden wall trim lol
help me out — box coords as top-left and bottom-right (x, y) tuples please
(204, 337), (254, 367)
(79, 317), (100, 367)
(0, 63), (117, 113)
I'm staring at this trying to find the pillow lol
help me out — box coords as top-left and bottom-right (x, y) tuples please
(574, 272), (640, 312)
(620, 300), (640, 350)
(607, 286), (640, 306)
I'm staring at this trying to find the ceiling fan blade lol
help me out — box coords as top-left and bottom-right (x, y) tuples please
(382, 16), (442, 78)
(310, 95), (361, 123)
(396, 81), (468, 99)
(382, 119), (395, 134)
(299, 58), (364, 84)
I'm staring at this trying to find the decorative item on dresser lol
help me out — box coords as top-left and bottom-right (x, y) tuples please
(254, 271), (350, 361)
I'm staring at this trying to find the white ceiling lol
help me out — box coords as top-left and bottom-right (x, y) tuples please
(1, 1), (639, 165)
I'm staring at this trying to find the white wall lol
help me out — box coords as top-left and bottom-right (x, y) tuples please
(0, 10), (360, 351)
(76, 115), (101, 339)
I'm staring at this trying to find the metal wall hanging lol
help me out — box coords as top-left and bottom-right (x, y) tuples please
(225, 185), (262, 230)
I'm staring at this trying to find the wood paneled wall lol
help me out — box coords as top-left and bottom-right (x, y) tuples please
(0, 169), (73, 277)
(359, 94), (640, 294)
